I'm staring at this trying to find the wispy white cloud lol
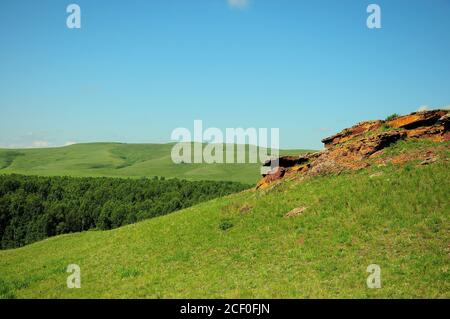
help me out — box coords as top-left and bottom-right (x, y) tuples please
(65, 141), (77, 146)
(227, 0), (250, 9)
(417, 105), (429, 112)
(417, 104), (450, 112)
(31, 140), (50, 148)
(0, 132), (53, 149)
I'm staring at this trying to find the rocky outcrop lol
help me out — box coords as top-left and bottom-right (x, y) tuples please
(262, 153), (320, 174)
(322, 110), (448, 149)
(257, 110), (449, 189)
(322, 120), (382, 149)
(257, 152), (322, 189)
(387, 111), (447, 129)
(256, 167), (286, 189)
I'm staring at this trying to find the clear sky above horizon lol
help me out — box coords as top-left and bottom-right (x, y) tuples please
(1, 0), (449, 149)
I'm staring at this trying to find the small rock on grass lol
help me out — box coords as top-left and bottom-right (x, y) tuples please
(285, 206), (307, 218)
(420, 157), (437, 165)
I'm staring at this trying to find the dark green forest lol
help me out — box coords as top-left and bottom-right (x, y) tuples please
(0, 174), (250, 249)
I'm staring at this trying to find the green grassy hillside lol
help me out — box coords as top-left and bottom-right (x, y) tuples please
(0, 154), (448, 298)
(0, 143), (309, 184)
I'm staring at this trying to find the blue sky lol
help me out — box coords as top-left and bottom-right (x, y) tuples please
(0, 0), (449, 149)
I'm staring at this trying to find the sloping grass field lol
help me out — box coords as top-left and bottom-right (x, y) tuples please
(0, 143), (309, 184)
(0, 154), (448, 298)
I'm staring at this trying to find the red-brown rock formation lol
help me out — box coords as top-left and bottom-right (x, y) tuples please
(256, 110), (449, 189)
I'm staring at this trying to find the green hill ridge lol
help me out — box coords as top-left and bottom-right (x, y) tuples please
(0, 143), (309, 184)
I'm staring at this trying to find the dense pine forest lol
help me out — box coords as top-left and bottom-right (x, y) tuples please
(0, 174), (250, 249)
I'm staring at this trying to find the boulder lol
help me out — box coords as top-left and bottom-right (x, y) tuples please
(387, 110), (447, 129)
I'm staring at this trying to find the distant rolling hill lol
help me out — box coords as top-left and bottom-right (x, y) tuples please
(0, 143), (312, 184)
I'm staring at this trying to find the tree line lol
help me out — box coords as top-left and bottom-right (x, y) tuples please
(0, 174), (250, 249)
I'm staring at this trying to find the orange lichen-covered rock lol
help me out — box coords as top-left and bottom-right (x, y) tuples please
(262, 153), (319, 172)
(256, 167), (285, 189)
(387, 110), (447, 129)
(307, 131), (405, 175)
(256, 110), (449, 189)
(257, 153), (322, 189)
(406, 125), (446, 142)
(356, 131), (407, 156)
(322, 120), (382, 149)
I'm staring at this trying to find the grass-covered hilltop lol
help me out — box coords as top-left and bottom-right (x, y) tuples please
(0, 143), (308, 184)
(0, 110), (449, 298)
